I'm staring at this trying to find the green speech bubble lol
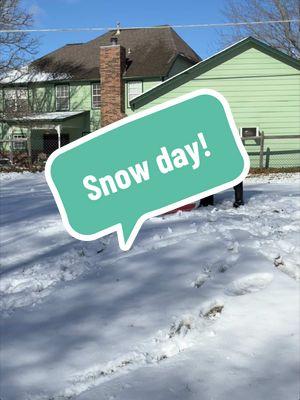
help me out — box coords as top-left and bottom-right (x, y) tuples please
(45, 89), (250, 251)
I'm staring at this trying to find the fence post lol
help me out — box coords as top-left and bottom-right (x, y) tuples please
(27, 134), (32, 167)
(9, 139), (13, 165)
(259, 132), (265, 168)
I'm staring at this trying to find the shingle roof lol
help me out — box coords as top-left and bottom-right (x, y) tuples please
(31, 27), (201, 81)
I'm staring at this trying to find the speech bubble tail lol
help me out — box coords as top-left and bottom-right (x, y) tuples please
(117, 219), (141, 251)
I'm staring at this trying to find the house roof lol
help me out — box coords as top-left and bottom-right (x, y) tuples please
(4, 111), (88, 123)
(28, 26), (200, 82)
(130, 36), (300, 110)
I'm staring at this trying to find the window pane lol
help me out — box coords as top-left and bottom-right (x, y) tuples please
(56, 85), (69, 97)
(4, 89), (16, 99)
(92, 83), (101, 108)
(57, 98), (69, 111)
(4, 99), (16, 111)
(128, 81), (143, 103)
(16, 88), (28, 112)
(4, 88), (28, 112)
(56, 85), (69, 111)
(13, 135), (27, 150)
(17, 89), (28, 99)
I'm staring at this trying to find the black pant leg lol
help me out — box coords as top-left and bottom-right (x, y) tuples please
(233, 182), (244, 207)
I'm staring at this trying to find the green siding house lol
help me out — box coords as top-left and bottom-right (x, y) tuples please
(0, 27), (200, 159)
(130, 37), (300, 168)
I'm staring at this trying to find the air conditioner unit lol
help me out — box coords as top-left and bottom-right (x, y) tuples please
(239, 127), (259, 138)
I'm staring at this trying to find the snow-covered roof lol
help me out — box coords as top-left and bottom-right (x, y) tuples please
(0, 66), (70, 84)
(5, 111), (87, 122)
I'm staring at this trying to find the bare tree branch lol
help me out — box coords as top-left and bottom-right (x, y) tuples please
(220, 0), (300, 58)
(0, 0), (38, 78)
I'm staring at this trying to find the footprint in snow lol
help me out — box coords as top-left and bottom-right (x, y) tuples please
(191, 273), (210, 288)
(225, 273), (273, 296)
(199, 299), (225, 320)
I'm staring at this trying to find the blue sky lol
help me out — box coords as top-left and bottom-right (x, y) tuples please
(22, 0), (229, 60)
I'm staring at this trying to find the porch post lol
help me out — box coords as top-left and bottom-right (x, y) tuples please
(56, 124), (61, 148)
(7, 126), (13, 165)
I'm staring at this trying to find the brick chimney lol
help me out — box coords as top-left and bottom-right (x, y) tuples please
(100, 37), (126, 127)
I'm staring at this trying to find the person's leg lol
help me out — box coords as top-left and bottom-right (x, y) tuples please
(200, 195), (214, 207)
(233, 182), (244, 208)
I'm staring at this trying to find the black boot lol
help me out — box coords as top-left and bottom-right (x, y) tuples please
(200, 195), (214, 207)
(233, 182), (244, 208)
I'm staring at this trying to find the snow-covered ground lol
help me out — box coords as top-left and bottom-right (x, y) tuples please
(0, 172), (299, 400)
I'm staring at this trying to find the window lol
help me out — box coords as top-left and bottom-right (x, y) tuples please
(128, 81), (143, 105)
(55, 85), (70, 111)
(12, 134), (27, 150)
(92, 82), (101, 108)
(4, 88), (28, 112)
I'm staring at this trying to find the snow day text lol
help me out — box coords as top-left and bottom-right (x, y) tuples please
(83, 132), (211, 201)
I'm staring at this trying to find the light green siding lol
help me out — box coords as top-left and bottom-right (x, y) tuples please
(133, 48), (300, 168)
(125, 78), (162, 115)
(0, 81), (101, 154)
(69, 82), (100, 132)
(31, 84), (55, 113)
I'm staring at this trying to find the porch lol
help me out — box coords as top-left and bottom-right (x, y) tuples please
(2, 111), (90, 162)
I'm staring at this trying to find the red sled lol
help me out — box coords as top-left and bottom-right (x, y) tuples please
(164, 201), (200, 215)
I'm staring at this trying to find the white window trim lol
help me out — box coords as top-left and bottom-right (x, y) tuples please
(92, 82), (101, 109)
(55, 84), (70, 111)
(127, 81), (143, 106)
